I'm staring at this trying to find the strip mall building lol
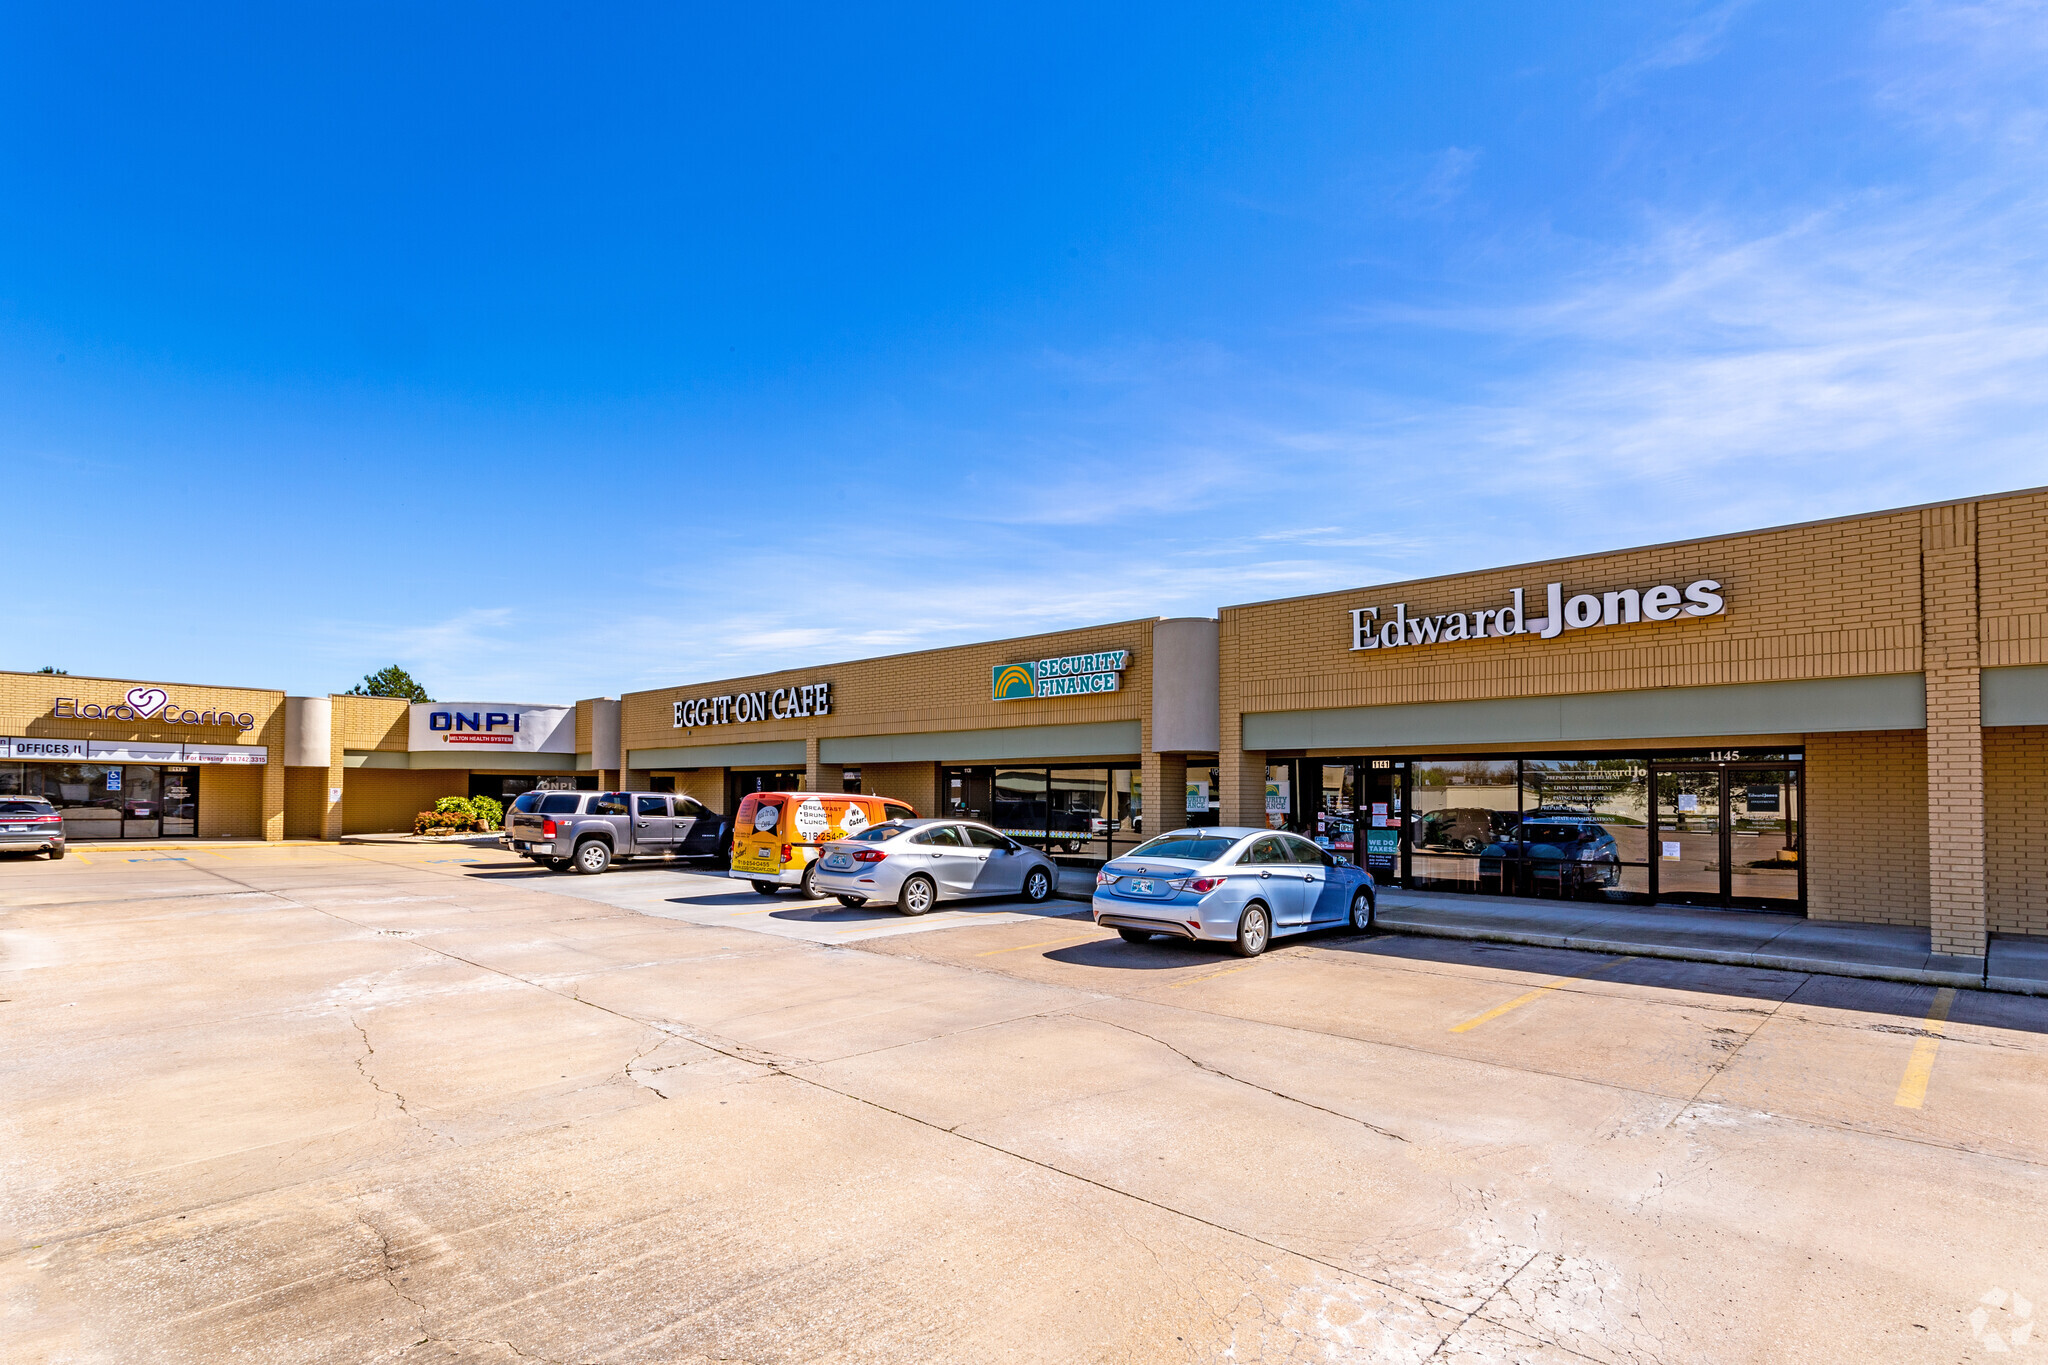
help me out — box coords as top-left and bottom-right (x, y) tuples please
(5, 488), (2042, 962)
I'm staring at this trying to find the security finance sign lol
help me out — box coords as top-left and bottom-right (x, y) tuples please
(992, 650), (1130, 701)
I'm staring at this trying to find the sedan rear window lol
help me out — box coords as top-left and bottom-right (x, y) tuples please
(845, 822), (907, 843)
(539, 793), (583, 815)
(0, 800), (53, 815)
(1128, 834), (1239, 863)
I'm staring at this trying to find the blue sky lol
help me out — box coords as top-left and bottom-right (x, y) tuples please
(6, 2), (2046, 701)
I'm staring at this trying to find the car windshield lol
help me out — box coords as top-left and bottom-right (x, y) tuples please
(1127, 834), (1239, 863)
(1520, 824), (1589, 842)
(844, 823), (907, 843)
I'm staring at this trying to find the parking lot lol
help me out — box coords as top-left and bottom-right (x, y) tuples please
(5, 843), (2047, 1363)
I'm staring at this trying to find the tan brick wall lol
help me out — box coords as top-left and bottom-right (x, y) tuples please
(335, 695), (410, 751)
(671, 769), (725, 812)
(852, 762), (941, 818)
(283, 768), (326, 840)
(198, 765), (267, 839)
(1979, 490), (2048, 668)
(1986, 726), (2048, 937)
(1922, 503), (1986, 956)
(342, 768), (467, 835)
(621, 620), (1156, 757)
(1805, 731), (1929, 927)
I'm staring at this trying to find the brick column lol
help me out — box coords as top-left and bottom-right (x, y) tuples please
(1922, 503), (1986, 961)
(805, 737), (826, 794)
(1216, 715), (1266, 827)
(1141, 750), (1187, 838)
(322, 697), (345, 840)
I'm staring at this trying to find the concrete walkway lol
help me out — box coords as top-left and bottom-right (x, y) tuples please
(1370, 885), (2048, 995)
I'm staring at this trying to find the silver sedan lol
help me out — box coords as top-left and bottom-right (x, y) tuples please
(811, 818), (1059, 915)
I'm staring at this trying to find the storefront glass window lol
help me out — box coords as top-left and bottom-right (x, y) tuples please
(1728, 768), (1801, 907)
(1408, 760), (1519, 893)
(1518, 759), (1649, 903)
(1050, 769), (1109, 860)
(1655, 769), (1723, 905)
(994, 769), (1050, 847)
(1313, 764), (1356, 864)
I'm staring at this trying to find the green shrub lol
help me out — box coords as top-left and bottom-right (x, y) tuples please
(469, 795), (503, 829)
(433, 796), (477, 819)
(413, 809), (476, 836)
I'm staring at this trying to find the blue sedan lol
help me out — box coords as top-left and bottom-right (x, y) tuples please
(1092, 826), (1376, 956)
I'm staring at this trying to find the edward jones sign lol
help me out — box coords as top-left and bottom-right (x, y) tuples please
(1350, 579), (1725, 652)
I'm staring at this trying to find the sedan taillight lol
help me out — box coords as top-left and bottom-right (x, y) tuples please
(1186, 877), (1223, 894)
(542, 819), (557, 838)
(853, 849), (887, 863)
(1096, 871), (1118, 885)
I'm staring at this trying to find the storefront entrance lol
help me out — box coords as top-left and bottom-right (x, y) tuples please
(0, 762), (201, 839)
(725, 769), (805, 814)
(942, 764), (1140, 864)
(1280, 749), (1805, 914)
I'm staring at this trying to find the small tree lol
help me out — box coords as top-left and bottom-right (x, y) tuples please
(345, 665), (431, 702)
(34, 666), (67, 675)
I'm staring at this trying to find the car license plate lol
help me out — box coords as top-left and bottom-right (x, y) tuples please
(3, 825), (24, 834)
(1130, 878), (1155, 894)
(824, 854), (853, 869)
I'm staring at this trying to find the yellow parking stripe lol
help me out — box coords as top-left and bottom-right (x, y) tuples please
(1893, 987), (1956, 1109)
(1449, 956), (1637, 1033)
(975, 934), (1099, 956)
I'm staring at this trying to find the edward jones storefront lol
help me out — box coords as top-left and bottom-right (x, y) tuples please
(1216, 488), (2048, 963)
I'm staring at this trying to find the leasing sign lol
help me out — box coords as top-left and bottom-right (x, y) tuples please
(1349, 579), (1724, 652)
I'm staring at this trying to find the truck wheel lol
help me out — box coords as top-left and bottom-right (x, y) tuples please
(897, 874), (937, 916)
(800, 861), (821, 898)
(573, 840), (611, 875)
(750, 881), (780, 896)
(835, 895), (867, 909)
(48, 847), (65, 860)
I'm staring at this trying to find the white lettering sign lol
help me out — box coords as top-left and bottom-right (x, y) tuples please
(409, 704), (575, 753)
(673, 681), (832, 730)
(1350, 579), (1724, 652)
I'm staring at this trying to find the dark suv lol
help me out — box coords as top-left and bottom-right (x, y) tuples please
(0, 797), (65, 858)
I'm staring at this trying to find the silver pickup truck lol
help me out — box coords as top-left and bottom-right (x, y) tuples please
(502, 790), (731, 874)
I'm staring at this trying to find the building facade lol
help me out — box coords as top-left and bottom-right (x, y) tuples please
(7, 487), (2042, 966)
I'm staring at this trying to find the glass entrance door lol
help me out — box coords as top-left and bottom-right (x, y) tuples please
(1728, 767), (1802, 909)
(1654, 768), (1723, 906)
(1653, 765), (1803, 911)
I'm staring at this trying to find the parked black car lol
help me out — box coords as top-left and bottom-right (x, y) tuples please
(1478, 818), (1621, 898)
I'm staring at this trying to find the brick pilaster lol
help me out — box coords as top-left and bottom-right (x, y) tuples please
(1216, 714), (1265, 828)
(322, 696), (345, 840)
(1922, 504), (1986, 960)
(1141, 745), (1187, 838)
(805, 737), (825, 794)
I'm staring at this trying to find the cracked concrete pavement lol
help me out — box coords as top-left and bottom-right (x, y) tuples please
(4, 842), (2047, 1362)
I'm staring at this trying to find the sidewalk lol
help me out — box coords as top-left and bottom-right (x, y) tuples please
(1370, 886), (2048, 996)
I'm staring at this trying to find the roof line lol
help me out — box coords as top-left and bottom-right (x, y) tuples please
(1218, 483), (2048, 613)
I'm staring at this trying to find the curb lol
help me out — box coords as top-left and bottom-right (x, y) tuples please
(1374, 917), (2036, 995)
